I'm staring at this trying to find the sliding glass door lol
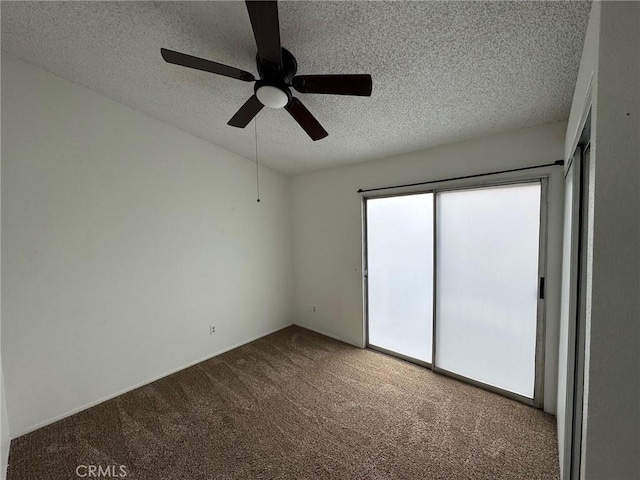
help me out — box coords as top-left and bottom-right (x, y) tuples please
(365, 180), (545, 403)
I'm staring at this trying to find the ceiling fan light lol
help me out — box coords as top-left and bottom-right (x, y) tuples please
(256, 85), (289, 109)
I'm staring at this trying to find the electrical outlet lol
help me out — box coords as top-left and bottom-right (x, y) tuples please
(210, 326), (216, 335)
(312, 306), (316, 313)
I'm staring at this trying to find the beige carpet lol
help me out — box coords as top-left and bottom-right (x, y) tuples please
(8, 326), (559, 479)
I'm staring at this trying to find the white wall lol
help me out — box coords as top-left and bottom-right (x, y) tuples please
(1, 54), (293, 437)
(562, 2), (640, 478)
(292, 121), (566, 413)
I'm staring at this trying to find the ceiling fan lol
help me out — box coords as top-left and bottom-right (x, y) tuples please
(161, 0), (372, 141)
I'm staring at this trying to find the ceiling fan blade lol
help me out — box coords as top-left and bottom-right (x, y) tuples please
(227, 95), (264, 128)
(292, 74), (373, 96)
(245, 1), (282, 70)
(161, 48), (255, 82)
(285, 98), (328, 141)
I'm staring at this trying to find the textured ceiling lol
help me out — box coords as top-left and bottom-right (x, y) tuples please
(1, 1), (590, 175)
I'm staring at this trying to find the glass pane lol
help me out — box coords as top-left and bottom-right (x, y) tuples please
(435, 183), (541, 398)
(367, 193), (433, 363)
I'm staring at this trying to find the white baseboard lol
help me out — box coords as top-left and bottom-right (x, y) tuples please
(294, 323), (363, 348)
(14, 323), (294, 438)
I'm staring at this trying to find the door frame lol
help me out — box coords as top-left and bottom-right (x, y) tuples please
(362, 174), (550, 409)
(561, 116), (591, 480)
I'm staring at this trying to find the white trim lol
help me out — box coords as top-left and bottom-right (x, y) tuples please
(1, 439), (8, 480)
(13, 323), (294, 438)
(565, 73), (593, 170)
(360, 197), (369, 350)
(295, 324), (363, 348)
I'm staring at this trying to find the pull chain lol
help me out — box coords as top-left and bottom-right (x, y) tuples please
(254, 118), (261, 203)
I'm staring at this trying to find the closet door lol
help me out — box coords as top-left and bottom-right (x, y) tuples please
(434, 183), (543, 399)
(366, 193), (434, 363)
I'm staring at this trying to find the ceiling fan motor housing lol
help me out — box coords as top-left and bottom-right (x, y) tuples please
(254, 48), (297, 107)
(256, 48), (297, 83)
